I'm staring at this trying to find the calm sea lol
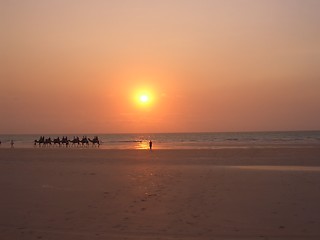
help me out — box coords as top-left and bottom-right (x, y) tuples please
(0, 131), (320, 149)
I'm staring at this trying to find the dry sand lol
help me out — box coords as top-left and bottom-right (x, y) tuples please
(1, 147), (320, 240)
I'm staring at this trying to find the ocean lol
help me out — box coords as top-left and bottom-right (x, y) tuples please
(0, 131), (320, 149)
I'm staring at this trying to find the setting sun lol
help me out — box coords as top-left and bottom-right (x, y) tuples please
(133, 87), (154, 108)
(139, 95), (149, 103)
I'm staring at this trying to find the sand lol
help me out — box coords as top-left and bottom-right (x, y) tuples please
(1, 147), (320, 240)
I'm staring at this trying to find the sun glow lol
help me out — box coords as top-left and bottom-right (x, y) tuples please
(140, 95), (149, 103)
(133, 88), (154, 108)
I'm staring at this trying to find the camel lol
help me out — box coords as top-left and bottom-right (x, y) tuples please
(61, 136), (69, 147)
(88, 136), (100, 147)
(52, 137), (61, 147)
(34, 136), (45, 146)
(34, 137), (52, 147)
(35, 136), (99, 148)
(69, 137), (81, 147)
(43, 138), (52, 146)
(80, 136), (89, 147)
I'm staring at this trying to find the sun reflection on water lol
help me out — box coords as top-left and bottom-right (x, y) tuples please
(134, 141), (149, 150)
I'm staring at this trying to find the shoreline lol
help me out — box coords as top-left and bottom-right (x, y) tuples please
(1, 131), (320, 150)
(1, 142), (320, 150)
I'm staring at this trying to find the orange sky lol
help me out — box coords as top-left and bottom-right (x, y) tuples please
(1, 0), (320, 134)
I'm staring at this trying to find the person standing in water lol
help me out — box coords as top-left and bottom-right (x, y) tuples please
(10, 140), (14, 148)
(149, 140), (153, 150)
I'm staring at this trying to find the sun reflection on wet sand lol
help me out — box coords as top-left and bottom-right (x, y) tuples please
(134, 141), (149, 150)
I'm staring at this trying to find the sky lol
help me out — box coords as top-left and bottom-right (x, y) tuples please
(1, 0), (320, 134)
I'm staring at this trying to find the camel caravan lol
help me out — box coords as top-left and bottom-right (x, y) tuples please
(34, 136), (100, 147)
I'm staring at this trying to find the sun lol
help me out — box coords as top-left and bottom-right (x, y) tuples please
(133, 88), (154, 108)
(139, 95), (149, 103)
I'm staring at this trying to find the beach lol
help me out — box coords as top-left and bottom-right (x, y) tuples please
(1, 147), (320, 239)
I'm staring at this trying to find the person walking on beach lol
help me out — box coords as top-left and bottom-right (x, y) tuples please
(10, 140), (14, 148)
(149, 140), (153, 150)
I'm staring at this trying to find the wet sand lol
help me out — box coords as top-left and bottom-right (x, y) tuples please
(1, 147), (320, 239)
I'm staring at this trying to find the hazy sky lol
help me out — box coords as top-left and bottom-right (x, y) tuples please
(1, 0), (320, 134)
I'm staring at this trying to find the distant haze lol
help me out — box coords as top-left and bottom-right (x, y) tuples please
(1, 0), (320, 134)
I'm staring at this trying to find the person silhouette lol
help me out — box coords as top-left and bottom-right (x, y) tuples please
(10, 140), (14, 148)
(149, 140), (153, 150)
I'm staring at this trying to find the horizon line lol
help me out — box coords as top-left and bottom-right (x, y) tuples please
(1, 129), (320, 136)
